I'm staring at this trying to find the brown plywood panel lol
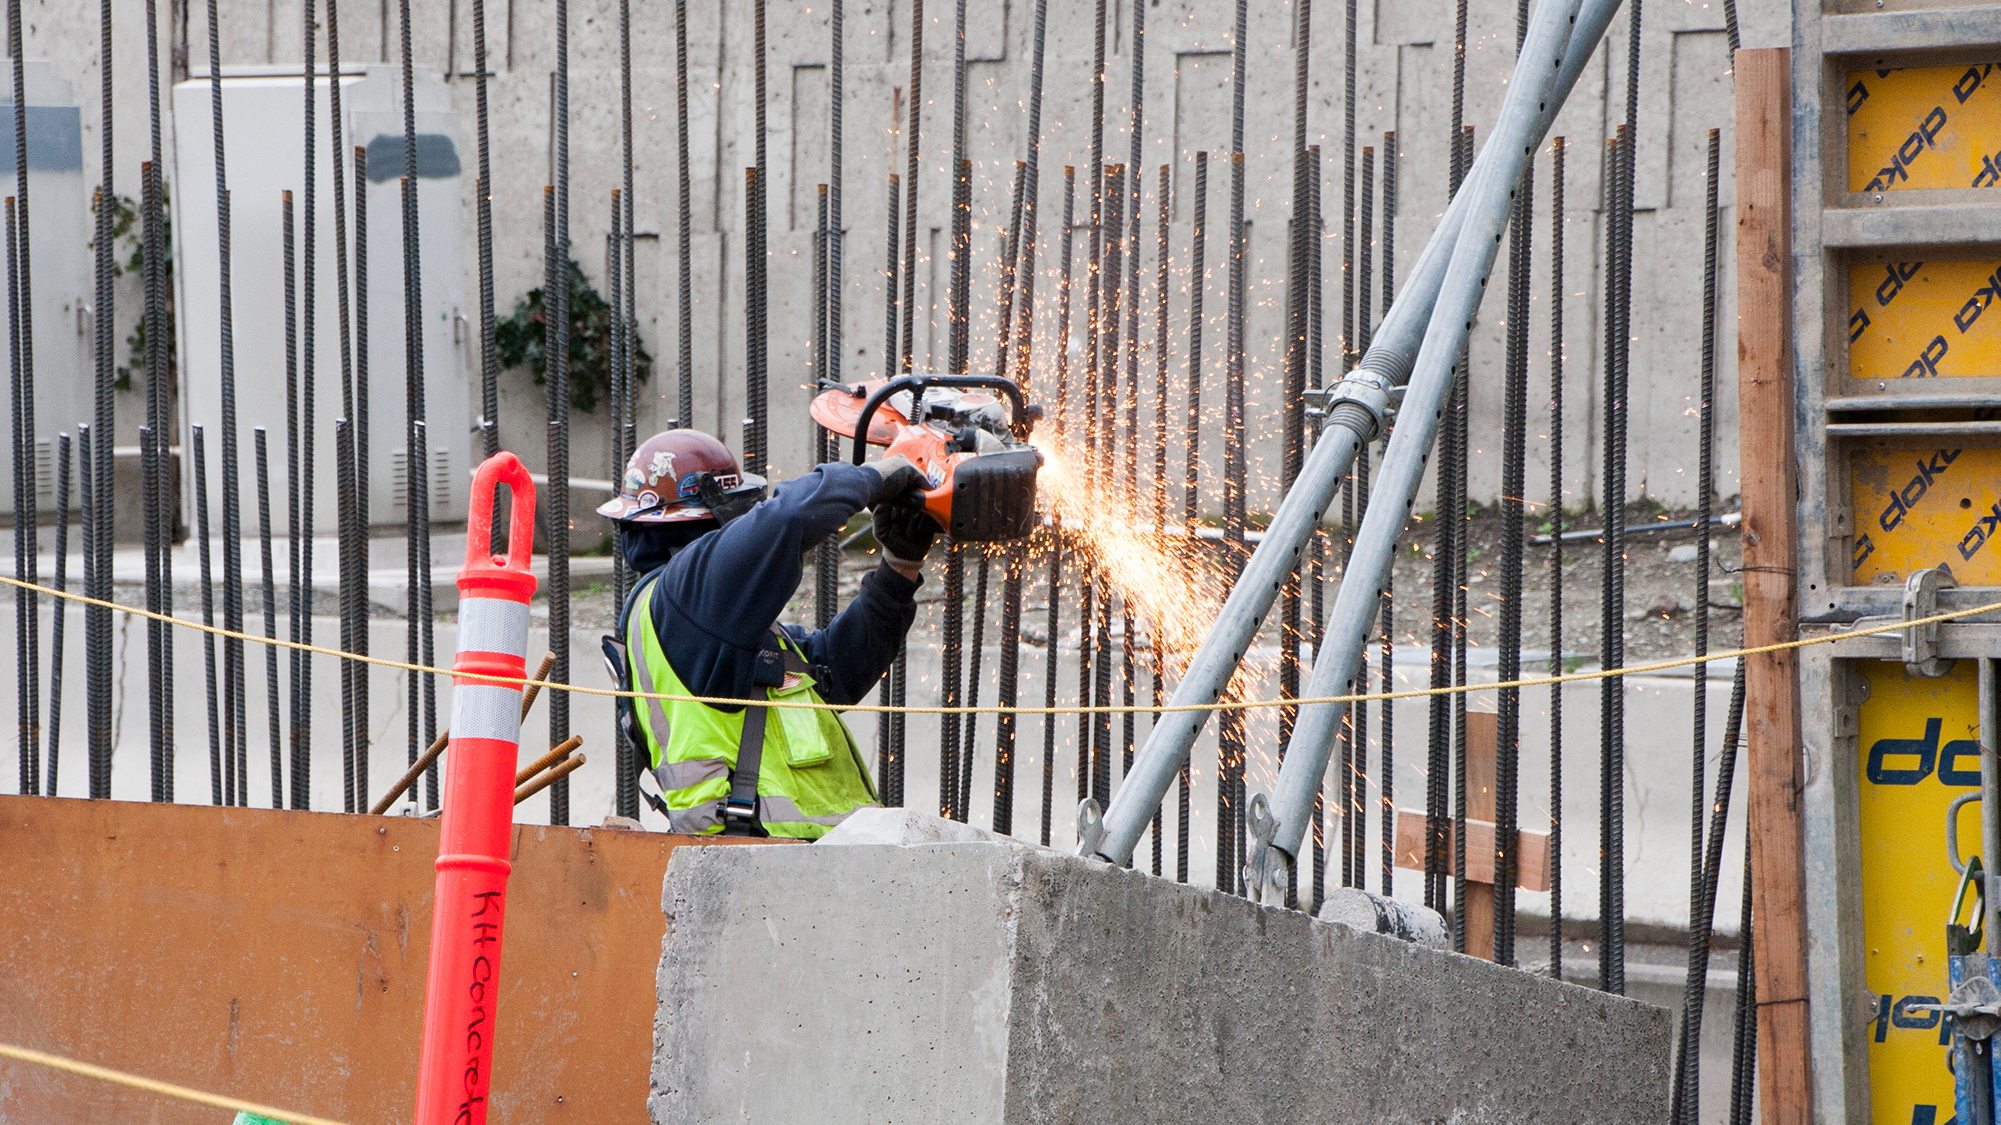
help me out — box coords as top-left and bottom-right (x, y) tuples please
(0, 797), (770, 1124)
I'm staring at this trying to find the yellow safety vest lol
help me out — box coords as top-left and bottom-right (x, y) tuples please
(624, 576), (878, 839)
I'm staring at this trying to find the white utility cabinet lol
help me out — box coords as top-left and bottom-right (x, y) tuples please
(172, 63), (470, 534)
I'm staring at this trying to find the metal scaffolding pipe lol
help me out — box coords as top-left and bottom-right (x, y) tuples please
(1257, 0), (1601, 885)
(1091, 0), (1614, 868)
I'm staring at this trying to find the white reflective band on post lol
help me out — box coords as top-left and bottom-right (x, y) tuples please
(451, 683), (525, 743)
(457, 597), (531, 658)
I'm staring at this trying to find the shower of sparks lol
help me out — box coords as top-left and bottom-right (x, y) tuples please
(1029, 436), (1230, 673)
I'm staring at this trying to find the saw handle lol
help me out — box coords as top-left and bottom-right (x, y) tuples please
(849, 374), (1034, 464)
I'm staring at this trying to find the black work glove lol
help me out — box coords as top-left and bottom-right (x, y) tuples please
(864, 453), (927, 509)
(873, 503), (939, 566)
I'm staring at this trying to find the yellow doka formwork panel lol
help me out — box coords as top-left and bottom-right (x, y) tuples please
(1850, 259), (2001, 380)
(1848, 64), (2001, 192)
(1849, 445), (2001, 584)
(1857, 659), (1982, 1125)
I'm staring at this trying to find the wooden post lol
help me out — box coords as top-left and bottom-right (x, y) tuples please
(1734, 46), (1811, 1125)
(1464, 710), (1497, 960)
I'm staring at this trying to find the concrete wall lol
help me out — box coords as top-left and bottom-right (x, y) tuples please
(654, 837), (1673, 1123)
(25, 0), (1788, 515)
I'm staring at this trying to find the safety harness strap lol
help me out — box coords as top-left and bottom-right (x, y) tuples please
(721, 628), (822, 835)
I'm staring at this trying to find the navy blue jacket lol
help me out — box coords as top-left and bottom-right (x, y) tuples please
(624, 462), (919, 711)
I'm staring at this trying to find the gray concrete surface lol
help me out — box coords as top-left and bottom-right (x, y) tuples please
(653, 838), (1672, 1124)
(26, 0), (1786, 515)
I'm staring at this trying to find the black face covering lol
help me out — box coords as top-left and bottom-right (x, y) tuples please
(618, 518), (719, 576)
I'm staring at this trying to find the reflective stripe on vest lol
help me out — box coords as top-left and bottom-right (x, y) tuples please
(624, 578), (878, 840)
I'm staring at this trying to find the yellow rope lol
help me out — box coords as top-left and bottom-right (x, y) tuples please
(0, 1042), (351, 1125)
(3, 571), (1993, 717)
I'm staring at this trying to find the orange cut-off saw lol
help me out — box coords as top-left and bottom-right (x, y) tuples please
(810, 374), (1044, 542)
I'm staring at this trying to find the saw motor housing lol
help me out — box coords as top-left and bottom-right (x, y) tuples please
(810, 375), (1044, 543)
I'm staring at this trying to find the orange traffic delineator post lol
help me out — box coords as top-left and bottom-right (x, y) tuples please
(411, 453), (538, 1125)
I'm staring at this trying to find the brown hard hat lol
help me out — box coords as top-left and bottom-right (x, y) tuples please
(596, 430), (765, 524)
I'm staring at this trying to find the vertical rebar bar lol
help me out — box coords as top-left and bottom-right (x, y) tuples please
(193, 426), (220, 805)
(747, 0), (768, 473)
(1043, 167), (1074, 849)
(474, 0), (496, 455)
(299, 0), (318, 817)
(1094, 164), (1126, 810)
(959, 545), (989, 820)
(7, 191), (25, 799)
(675, 0), (692, 425)
(352, 144), (370, 806)
(146, 0), (173, 810)
(827, 0), (844, 389)
(45, 431), (68, 796)
(1377, 131), (1397, 898)
(285, 190), (305, 811)
(898, 0), (922, 379)
(1150, 161), (1170, 875)
(544, 0), (573, 820)
(1728, 860), (1757, 1125)
(207, 0), (245, 816)
(1496, 124), (1534, 969)
(1547, 134), (1565, 979)
(1600, 123), (1631, 994)
(337, 417), (359, 813)
(878, 169), (902, 804)
(399, 0), (439, 808)
(256, 429), (284, 810)
(94, 0), (113, 805)
(1669, 126), (1726, 1125)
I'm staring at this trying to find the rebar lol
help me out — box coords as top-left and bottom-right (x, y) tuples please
(1599, 124), (1631, 994)
(140, 178), (165, 802)
(95, 0), (114, 806)
(399, 0), (439, 810)
(299, 0), (318, 817)
(1728, 857), (1757, 1125)
(898, 0), (922, 377)
(1043, 166), (1074, 849)
(545, 0), (572, 821)
(747, 0), (768, 473)
(337, 418), (359, 814)
(1094, 163), (1126, 809)
(146, 0), (172, 811)
(1377, 133), (1397, 897)
(44, 431), (68, 796)
(675, 0), (693, 424)
(284, 190), (304, 810)
(1546, 134), (1566, 979)
(1148, 162), (1170, 872)
(960, 546), (989, 820)
(7, 0), (42, 798)
(827, 0), (843, 388)
(473, 0), (496, 455)
(205, 0), (245, 817)
(1495, 130), (1534, 966)
(193, 426), (221, 806)
(352, 143), (370, 808)
(877, 170), (902, 804)
(7, 191), (25, 799)
(1669, 127), (1727, 1125)
(813, 185), (836, 633)
(255, 430), (284, 811)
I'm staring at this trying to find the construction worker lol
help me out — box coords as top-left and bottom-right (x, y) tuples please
(598, 429), (935, 838)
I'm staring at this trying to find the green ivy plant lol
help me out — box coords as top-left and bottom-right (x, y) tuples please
(90, 188), (176, 394)
(495, 257), (651, 414)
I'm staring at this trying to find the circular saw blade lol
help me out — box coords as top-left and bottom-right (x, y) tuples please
(811, 380), (910, 445)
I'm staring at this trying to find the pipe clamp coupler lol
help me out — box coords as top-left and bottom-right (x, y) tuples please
(1308, 348), (1404, 442)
